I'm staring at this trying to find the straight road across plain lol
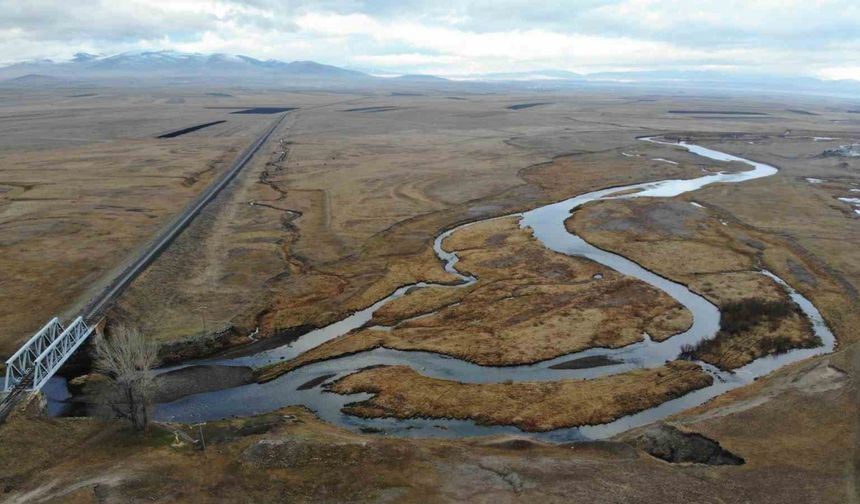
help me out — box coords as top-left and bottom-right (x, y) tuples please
(82, 112), (290, 321)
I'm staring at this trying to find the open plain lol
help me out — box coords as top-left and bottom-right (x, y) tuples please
(0, 85), (858, 503)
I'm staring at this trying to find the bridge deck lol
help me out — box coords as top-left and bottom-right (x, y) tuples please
(4, 317), (94, 392)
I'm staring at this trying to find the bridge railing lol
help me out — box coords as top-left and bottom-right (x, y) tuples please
(31, 317), (94, 392)
(4, 318), (65, 391)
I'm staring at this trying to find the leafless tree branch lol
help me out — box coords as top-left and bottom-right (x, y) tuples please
(94, 324), (157, 431)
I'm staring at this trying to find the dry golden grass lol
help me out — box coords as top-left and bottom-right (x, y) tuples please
(691, 311), (817, 369)
(567, 198), (758, 277)
(684, 272), (822, 369)
(1, 346), (854, 503)
(2, 90), (858, 503)
(256, 217), (691, 381)
(256, 245), (463, 336)
(689, 271), (787, 305)
(0, 401), (446, 503)
(567, 197), (838, 369)
(522, 150), (708, 202)
(134, 92), (739, 355)
(371, 283), (474, 326)
(331, 361), (712, 431)
(0, 137), (254, 354)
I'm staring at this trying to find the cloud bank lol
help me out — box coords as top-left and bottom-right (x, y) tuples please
(1, 0), (858, 78)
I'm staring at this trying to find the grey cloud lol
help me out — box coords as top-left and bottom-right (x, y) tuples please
(0, 0), (215, 42)
(0, 0), (857, 77)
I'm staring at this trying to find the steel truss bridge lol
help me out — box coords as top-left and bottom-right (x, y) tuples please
(4, 317), (95, 392)
(0, 317), (95, 423)
(0, 113), (288, 423)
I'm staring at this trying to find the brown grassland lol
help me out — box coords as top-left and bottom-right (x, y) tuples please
(0, 86), (858, 503)
(0, 342), (854, 503)
(256, 216), (692, 381)
(567, 191), (855, 369)
(331, 361), (712, 431)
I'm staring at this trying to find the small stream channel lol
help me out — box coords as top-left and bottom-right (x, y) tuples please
(51, 137), (837, 441)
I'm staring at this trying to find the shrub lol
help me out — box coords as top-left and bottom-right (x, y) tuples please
(718, 299), (792, 336)
(679, 343), (697, 360)
(759, 335), (795, 354)
(682, 298), (801, 362)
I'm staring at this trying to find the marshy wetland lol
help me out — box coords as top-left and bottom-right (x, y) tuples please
(2, 87), (858, 503)
(137, 137), (835, 443)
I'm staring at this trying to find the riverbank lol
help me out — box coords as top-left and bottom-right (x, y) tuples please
(256, 216), (692, 380)
(5, 341), (856, 503)
(331, 361), (712, 431)
(137, 138), (831, 444)
(567, 188), (846, 369)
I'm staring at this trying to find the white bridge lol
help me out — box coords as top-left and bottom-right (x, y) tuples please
(4, 317), (95, 393)
(0, 115), (288, 421)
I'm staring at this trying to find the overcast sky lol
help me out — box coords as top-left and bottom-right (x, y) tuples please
(1, 0), (859, 79)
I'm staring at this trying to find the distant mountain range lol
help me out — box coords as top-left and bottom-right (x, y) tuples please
(1, 50), (858, 98)
(452, 69), (860, 96)
(457, 69), (583, 81)
(0, 51), (369, 84)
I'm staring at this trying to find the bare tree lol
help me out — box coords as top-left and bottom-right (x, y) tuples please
(94, 324), (157, 431)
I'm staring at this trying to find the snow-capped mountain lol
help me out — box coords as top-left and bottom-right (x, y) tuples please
(0, 50), (370, 82)
(1, 51), (858, 98)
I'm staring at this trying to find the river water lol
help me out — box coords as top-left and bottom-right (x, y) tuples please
(66, 138), (837, 441)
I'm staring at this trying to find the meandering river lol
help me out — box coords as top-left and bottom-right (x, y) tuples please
(68, 138), (839, 441)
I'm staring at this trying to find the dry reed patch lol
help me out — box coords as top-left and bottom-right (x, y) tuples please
(681, 298), (820, 369)
(331, 361), (713, 431)
(256, 217), (692, 381)
(568, 198), (829, 370)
